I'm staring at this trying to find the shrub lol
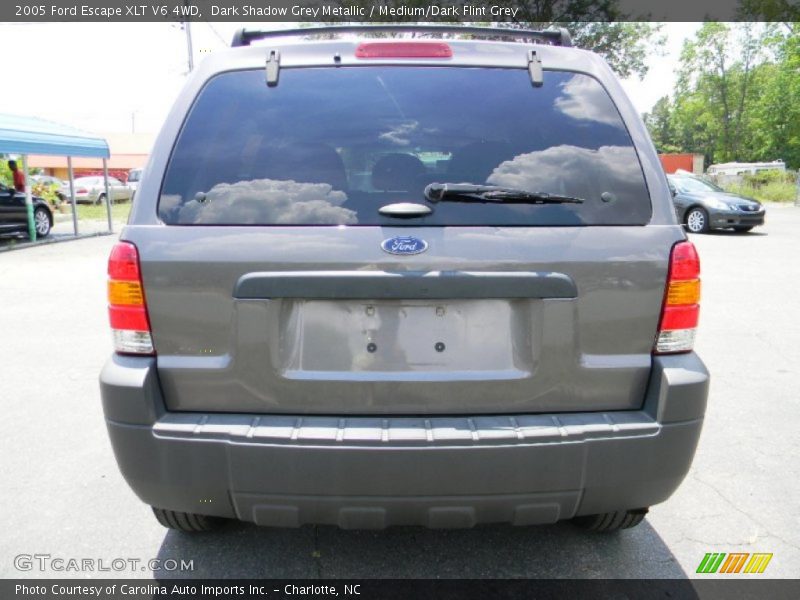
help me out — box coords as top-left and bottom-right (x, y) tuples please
(741, 169), (795, 187)
(32, 182), (61, 207)
(723, 169), (798, 202)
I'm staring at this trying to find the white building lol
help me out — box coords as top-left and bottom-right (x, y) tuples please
(706, 160), (786, 177)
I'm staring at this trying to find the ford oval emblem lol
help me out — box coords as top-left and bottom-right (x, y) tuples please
(381, 236), (428, 256)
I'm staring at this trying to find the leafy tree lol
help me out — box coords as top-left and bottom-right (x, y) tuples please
(505, 2), (665, 78)
(750, 31), (800, 167)
(644, 97), (680, 154)
(639, 22), (799, 169)
(665, 23), (774, 164)
(738, 0), (800, 23)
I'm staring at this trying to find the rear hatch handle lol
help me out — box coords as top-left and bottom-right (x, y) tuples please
(234, 271), (577, 300)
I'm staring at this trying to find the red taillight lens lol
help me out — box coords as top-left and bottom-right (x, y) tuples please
(355, 42), (453, 59)
(669, 241), (701, 280)
(660, 305), (700, 330)
(109, 305), (150, 331)
(107, 241), (154, 355)
(108, 242), (141, 281)
(655, 241), (701, 354)
(76, 188), (87, 194)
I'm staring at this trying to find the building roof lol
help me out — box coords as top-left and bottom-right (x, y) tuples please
(26, 132), (153, 170)
(27, 154), (148, 170)
(0, 113), (109, 158)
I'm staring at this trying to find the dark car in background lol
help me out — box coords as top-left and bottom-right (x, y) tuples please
(0, 182), (52, 238)
(667, 173), (765, 234)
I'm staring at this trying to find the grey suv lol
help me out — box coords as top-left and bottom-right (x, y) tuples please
(100, 26), (709, 533)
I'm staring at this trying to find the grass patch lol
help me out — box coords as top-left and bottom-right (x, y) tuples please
(74, 202), (132, 222)
(718, 170), (798, 203)
(722, 181), (798, 203)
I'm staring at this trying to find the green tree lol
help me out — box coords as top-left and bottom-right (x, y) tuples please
(506, 2), (665, 78)
(749, 30), (800, 166)
(672, 23), (765, 162)
(663, 22), (799, 168)
(644, 96), (680, 153)
(546, 22), (661, 79)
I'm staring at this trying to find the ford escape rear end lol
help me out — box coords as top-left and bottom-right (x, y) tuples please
(100, 26), (709, 533)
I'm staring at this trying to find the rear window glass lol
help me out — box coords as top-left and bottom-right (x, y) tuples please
(159, 67), (651, 226)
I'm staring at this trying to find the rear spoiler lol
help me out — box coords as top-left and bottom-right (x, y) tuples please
(231, 25), (572, 49)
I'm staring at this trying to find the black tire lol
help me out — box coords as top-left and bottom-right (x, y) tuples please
(733, 226), (754, 233)
(572, 508), (648, 532)
(685, 207), (710, 234)
(152, 507), (219, 532)
(95, 193), (106, 206)
(33, 207), (51, 238)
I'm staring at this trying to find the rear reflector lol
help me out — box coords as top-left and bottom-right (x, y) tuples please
(355, 42), (453, 59)
(655, 241), (701, 354)
(107, 241), (154, 355)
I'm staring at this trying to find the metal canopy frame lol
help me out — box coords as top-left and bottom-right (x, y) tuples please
(231, 25), (572, 48)
(0, 113), (112, 242)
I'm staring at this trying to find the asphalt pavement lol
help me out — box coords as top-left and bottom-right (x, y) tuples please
(1, 206), (798, 579)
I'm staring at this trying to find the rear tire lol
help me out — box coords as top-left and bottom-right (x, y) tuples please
(152, 507), (219, 532)
(572, 508), (648, 532)
(733, 226), (754, 233)
(685, 207), (710, 234)
(95, 193), (106, 206)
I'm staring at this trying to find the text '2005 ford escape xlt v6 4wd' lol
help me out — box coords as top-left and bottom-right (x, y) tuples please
(100, 25), (709, 533)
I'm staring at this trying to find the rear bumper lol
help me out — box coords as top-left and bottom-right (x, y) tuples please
(100, 353), (709, 528)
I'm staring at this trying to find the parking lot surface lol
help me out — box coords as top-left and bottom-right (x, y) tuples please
(1, 206), (798, 579)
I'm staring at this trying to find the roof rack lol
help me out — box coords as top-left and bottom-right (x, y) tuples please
(231, 25), (572, 49)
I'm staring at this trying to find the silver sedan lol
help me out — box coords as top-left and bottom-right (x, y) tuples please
(70, 176), (133, 205)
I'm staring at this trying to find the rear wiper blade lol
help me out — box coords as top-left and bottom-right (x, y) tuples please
(424, 183), (585, 205)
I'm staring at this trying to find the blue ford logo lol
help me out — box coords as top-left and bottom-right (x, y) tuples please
(381, 236), (428, 256)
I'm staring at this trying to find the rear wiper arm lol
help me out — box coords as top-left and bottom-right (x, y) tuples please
(424, 183), (585, 205)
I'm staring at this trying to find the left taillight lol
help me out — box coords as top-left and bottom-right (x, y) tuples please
(654, 241), (701, 354)
(107, 241), (154, 355)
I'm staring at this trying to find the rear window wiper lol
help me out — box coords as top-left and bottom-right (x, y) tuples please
(424, 183), (585, 205)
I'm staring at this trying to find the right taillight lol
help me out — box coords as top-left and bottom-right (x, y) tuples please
(655, 241), (701, 354)
(107, 241), (154, 355)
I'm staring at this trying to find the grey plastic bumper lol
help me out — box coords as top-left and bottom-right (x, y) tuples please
(709, 210), (765, 228)
(100, 353), (708, 528)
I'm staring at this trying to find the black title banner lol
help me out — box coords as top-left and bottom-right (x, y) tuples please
(5, 0), (797, 23)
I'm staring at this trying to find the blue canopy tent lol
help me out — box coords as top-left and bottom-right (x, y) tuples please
(0, 113), (111, 240)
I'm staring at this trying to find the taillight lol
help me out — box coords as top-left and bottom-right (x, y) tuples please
(355, 42), (453, 59)
(655, 241), (701, 354)
(76, 188), (88, 194)
(107, 241), (154, 355)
